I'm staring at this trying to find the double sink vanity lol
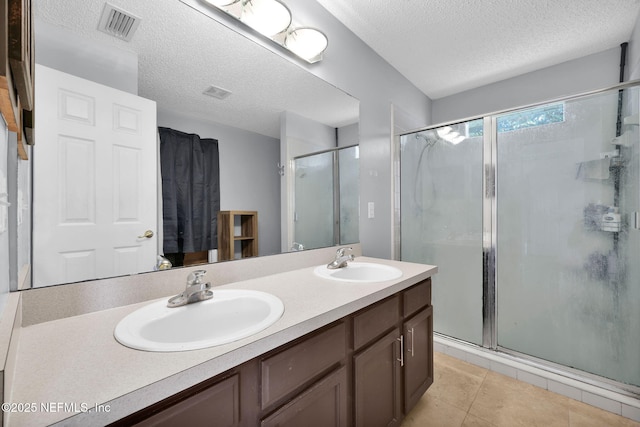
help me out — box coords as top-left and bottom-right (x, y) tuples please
(2, 246), (437, 426)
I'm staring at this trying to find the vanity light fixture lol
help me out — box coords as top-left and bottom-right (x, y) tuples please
(201, 0), (328, 63)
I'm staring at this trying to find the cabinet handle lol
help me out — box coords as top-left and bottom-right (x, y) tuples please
(408, 327), (415, 357)
(397, 336), (404, 366)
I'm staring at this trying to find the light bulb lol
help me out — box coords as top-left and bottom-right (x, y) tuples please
(241, 0), (291, 37)
(284, 27), (328, 62)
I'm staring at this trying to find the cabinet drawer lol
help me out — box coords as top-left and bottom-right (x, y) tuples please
(261, 322), (346, 410)
(353, 295), (400, 350)
(261, 366), (348, 427)
(403, 279), (431, 318)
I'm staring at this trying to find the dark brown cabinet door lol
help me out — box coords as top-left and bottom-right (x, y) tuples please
(403, 305), (433, 413)
(354, 328), (402, 427)
(134, 374), (240, 427)
(261, 366), (348, 427)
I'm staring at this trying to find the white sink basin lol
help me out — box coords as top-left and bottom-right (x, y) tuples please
(114, 289), (284, 352)
(313, 262), (403, 283)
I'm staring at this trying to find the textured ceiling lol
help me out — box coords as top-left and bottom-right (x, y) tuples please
(34, 0), (640, 131)
(34, 0), (359, 139)
(317, 0), (640, 99)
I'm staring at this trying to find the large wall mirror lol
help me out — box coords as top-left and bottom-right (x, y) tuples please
(26, 0), (359, 288)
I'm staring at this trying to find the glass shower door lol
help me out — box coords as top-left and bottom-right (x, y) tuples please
(293, 151), (335, 250)
(496, 88), (640, 387)
(400, 121), (484, 345)
(293, 145), (359, 250)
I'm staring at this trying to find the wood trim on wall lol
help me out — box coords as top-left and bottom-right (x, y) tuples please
(1, 0), (34, 160)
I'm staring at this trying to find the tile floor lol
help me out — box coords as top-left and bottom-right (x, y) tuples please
(402, 352), (640, 427)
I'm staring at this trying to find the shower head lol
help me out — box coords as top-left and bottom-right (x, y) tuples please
(415, 132), (437, 147)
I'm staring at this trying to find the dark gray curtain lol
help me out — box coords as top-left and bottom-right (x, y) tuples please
(159, 127), (220, 254)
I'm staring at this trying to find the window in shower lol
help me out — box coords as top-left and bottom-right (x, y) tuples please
(399, 120), (484, 345)
(466, 103), (565, 137)
(497, 102), (565, 132)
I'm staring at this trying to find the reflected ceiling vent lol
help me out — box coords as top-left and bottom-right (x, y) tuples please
(98, 3), (141, 42)
(203, 85), (232, 100)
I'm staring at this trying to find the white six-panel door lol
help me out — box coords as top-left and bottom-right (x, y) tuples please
(33, 64), (157, 287)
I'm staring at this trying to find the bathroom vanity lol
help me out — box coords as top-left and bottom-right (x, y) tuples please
(114, 279), (432, 426)
(3, 253), (436, 426)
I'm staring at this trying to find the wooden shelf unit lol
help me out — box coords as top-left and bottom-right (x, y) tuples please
(217, 210), (258, 261)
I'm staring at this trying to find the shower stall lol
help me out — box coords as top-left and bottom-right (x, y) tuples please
(399, 83), (640, 395)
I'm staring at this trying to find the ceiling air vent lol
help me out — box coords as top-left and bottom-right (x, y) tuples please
(203, 85), (232, 100)
(98, 3), (141, 42)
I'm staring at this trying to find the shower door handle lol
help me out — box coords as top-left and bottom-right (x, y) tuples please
(484, 165), (495, 198)
(634, 211), (640, 230)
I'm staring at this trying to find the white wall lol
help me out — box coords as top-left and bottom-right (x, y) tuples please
(432, 47), (623, 125)
(158, 108), (281, 257)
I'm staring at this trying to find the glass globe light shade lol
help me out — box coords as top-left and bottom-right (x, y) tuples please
(284, 27), (328, 62)
(241, 0), (292, 37)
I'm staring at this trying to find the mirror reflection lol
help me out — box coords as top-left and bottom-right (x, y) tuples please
(293, 145), (359, 251)
(29, 0), (359, 288)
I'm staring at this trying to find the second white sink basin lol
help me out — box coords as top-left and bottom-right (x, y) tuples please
(114, 289), (284, 352)
(314, 262), (403, 283)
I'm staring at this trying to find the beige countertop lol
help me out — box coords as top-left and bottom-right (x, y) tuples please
(6, 257), (436, 426)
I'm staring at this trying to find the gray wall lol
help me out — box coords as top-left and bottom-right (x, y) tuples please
(338, 123), (359, 147)
(432, 47), (623, 124)
(158, 108), (281, 257)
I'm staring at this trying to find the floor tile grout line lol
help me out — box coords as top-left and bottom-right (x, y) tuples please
(464, 370), (497, 427)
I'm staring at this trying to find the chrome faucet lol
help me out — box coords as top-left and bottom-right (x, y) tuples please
(167, 270), (213, 308)
(327, 247), (354, 269)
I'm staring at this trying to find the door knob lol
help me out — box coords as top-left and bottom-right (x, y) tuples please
(138, 230), (154, 239)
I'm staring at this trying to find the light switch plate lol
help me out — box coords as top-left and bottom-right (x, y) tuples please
(367, 202), (375, 219)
